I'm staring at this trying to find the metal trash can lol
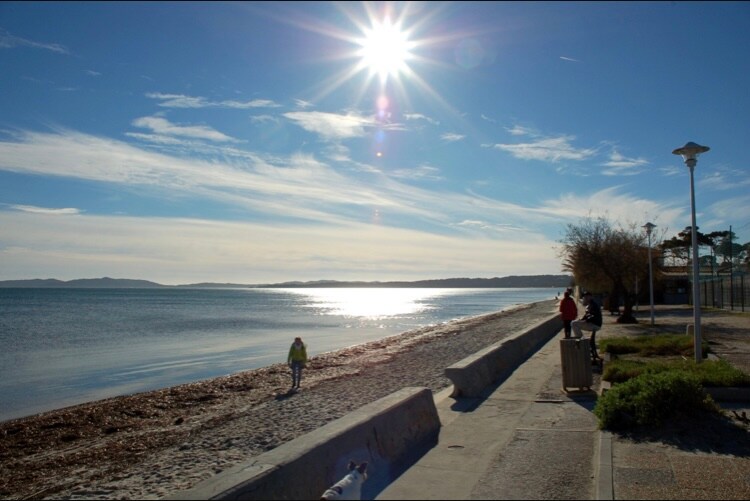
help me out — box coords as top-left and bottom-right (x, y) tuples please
(560, 338), (593, 391)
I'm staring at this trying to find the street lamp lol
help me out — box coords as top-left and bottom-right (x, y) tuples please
(672, 141), (710, 363)
(642, 222), (656, 326)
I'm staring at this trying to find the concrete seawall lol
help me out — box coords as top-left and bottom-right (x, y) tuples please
(445, 313), (562, 397)
(172, 386), (440, 500)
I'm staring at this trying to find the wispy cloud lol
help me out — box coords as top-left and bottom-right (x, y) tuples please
(505, 125), (534, 136)
(250, 115), (279, 124)
(539, 186), (684, 232)
(404, 113), (440, 126)
(283, 111), (374, 140)
(8, 204), (81, 215)
(294, 99), (314, 109)
(391, 165), (443, 181)
(493, 135), (596, 163)
(86, 70), (102, 77)
(600, 151), (648, 176)
(0, 29), (69, 54)
(698, 166), (750, 191)
(440, 132), (465, 142)
(560, 56), (580, 62)
(659, 165), (683, 177)
(132, 116), (237, 142)
(146, 93), (281, 109)
(455, 219), (524, 233)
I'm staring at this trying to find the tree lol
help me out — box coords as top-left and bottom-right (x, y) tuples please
(559, 216), (649, 324)
(713, 230), (743, 265)
(660, 226), (715, 272)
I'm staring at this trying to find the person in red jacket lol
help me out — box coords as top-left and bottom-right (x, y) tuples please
(559, 289), (578, 338)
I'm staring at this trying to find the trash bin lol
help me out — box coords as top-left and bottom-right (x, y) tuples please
(560, 338), (593, 391)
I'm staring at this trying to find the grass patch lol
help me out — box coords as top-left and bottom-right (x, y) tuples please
(599, 334), (708, 357)
(603, 358), (750, 386)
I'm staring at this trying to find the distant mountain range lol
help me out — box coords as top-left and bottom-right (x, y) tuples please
(0, 275), (573, 289)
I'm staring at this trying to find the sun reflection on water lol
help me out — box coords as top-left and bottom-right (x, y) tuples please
(281, 288), (451, 318)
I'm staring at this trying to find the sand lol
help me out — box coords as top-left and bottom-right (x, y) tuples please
(0, 300), (558, 500)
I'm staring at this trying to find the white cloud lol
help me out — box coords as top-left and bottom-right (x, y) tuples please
(8, 204), (81, 215)
(698, 166), (750, 191)
(391, 165), (443, 181)
(441, 133), (465, 142)
(708, 196), (750, 223)
(539, 186), (685, 233)
(86, 70), (102, 77)
(404, 113), (440, 126)
(505, 125), (534, 136)
(294, 99), (314, 109)
(132, 116), (237, 142)
(493, 135), (596, 163)
(0, 29), (69, 54)
(601, 151), (648, 176)
(560, 56), (580, 62)
(283, 111), (374, 140)
(250, 115), (279, 124)
(145, 93), (281, 109)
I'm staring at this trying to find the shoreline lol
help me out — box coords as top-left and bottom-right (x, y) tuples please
(1, 300), (557, 500)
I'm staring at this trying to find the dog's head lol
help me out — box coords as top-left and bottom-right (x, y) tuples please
(320, 461), (368, 500)
(348, 460), (368, 478)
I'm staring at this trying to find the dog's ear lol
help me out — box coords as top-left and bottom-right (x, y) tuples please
(347, 460), (356, 471)
(357, 462), (368, 474)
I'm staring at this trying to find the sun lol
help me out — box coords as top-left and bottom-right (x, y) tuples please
(356, 16), (414, 85)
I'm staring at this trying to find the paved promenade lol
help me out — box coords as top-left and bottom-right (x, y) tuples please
(377, 307), (750, 500)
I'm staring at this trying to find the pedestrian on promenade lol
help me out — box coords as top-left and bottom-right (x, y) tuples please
(287, 336), (308, 390)
(559, 289), (578, 338)
(571, 291), (602, 339)
(572, 291), (603, 361)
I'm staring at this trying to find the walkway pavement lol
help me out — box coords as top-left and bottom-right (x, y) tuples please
(376, 308), (750, 500)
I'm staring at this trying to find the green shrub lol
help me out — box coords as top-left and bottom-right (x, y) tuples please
(594, 370), (720, 430)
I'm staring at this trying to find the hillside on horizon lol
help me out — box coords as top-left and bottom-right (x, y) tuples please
(0, 275), (573, 289)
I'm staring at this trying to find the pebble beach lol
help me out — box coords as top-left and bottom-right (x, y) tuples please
(1, 300), (557, 500)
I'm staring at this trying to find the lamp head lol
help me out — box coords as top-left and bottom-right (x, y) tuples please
(642, 222), (656, 235)
(672, 141), (710, 165)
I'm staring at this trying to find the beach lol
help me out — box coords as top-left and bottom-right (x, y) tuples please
(1, 300), (557, 500)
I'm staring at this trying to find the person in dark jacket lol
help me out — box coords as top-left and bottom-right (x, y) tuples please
(571, 291), (602, 339)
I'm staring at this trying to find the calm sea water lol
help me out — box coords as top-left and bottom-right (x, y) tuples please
(0, 287), (557, 422)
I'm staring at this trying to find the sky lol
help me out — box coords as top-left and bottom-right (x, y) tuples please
(1, 1), (749, 285)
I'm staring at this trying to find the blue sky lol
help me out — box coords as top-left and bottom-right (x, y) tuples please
(1, 1), (749, 285)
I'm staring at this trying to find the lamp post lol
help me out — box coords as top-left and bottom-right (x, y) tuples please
(643, 222), (656, 326)
(672, 141), (710, 363)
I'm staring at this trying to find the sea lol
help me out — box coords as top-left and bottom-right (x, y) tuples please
(0, 287), (558, 422)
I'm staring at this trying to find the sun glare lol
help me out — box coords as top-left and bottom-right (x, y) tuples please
(357, 17), (414, 84)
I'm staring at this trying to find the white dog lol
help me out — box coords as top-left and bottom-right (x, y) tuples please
(320, 461), (368, 500)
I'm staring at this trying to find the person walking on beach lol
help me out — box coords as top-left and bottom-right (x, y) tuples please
(287, 336), (308, 390)
(559, 289), (578, 338)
